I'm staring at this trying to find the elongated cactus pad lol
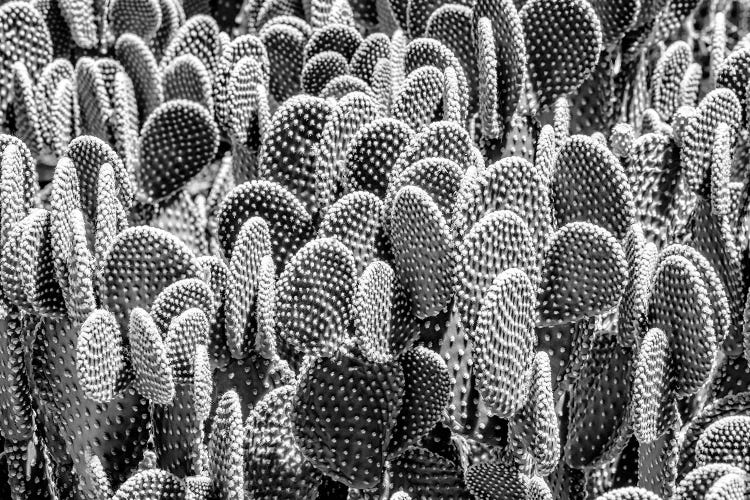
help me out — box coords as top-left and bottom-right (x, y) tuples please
(390, 185), (454, 319)
(473, 268), (536, 418)
(277, 237), (356, 356)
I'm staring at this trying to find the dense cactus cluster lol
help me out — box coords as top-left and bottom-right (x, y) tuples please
(1, 0), (750, 498)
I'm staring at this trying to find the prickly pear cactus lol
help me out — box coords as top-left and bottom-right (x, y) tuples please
(0, 0), (749, 498)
